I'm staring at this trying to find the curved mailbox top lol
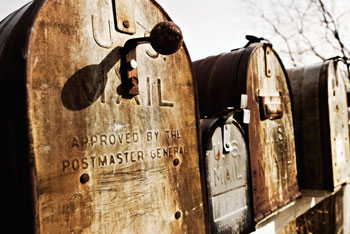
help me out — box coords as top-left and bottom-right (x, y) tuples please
(194, 42), (300, 222)
(201, 114), (252, 233)
(288, 59), (350, 189)
(0, 0), (206, 233)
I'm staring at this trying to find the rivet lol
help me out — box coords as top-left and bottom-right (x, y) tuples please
(173, 158), (180, 166)
(123, 20), (130, 28)
(175, 211), (181, 219)
(225, 143), (231, 148)
(80, 173), (89, 184)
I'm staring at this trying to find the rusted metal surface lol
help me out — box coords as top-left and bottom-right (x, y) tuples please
(0, 0), (207, 233)
(201, 113), (252, 233)
(193, 42), (300, 222)
(287, 60), (350, 190)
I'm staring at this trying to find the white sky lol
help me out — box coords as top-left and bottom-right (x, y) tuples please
(0, 0), (265, 61)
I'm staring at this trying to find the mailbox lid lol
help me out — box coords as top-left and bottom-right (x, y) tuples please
(0, 0), (206, 233)
(194, 43), (300, 222)
(288, 60), (350, 189)
(201, 115), (252, 233)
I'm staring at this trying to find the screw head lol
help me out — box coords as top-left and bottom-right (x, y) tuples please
(80, 174), (89, 184)
(173, 158), (180, 166)
(123, 20), (130, 28)
(175, 211), (181, 219)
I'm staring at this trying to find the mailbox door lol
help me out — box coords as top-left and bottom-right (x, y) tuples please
(326, 61), (350, 187)
(0, 0), (206, 233)
(243, 44), (300, 221)
(201, 117), (252, 233)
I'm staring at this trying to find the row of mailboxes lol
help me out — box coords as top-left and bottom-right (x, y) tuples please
(1, 0), (350, 233)
(195, 43), (350, 232)
(195, 44), (350, 232)
(193, 42), (301, 225)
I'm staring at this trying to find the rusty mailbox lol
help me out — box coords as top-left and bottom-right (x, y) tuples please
(0, 0), (207, 233)
(287, 59), (350, 190)
(193, 40), (300, 222)
(201, 112), (252, 233)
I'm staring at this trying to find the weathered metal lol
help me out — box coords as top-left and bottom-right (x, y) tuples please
(201, 112), (252, 233)
(193, 42), (300, 222)
(287, 60), (350, 190)
(0, 0), (207, 233)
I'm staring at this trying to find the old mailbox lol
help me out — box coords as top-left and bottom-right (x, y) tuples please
(201, 112), (252, 233)
(193, 40), (300, 222)
(287, 59), (350, 190)
(0, 0), (207, 233)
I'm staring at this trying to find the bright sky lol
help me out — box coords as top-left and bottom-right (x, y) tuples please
(0, 0), (265, 61)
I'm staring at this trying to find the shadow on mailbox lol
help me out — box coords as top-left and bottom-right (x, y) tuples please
(61, 46), (121, 110)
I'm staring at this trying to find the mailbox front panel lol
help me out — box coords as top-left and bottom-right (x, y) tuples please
(327, 61), (350, 187)
(2, 0), (207, 233)
(202, 117), (251, 233)
(245, 45), (299, 221)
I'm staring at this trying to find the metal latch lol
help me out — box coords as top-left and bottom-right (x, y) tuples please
(265, 46), (272, 77)
(222, 105), (250, 153)
(259, 94), (283, 120)
(121, 21), (183, 96)
(223, 114), (234, 153)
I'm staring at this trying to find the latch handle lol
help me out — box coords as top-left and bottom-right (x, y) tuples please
(121, 21), (183, 96)
(149, 21), (183, 55)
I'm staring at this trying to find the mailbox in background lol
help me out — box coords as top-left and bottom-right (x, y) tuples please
(201, 112), (252, 233)
(287, 59), (350, 190)
(0, 0), (207, 233)
(193, 40), (300, 222)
